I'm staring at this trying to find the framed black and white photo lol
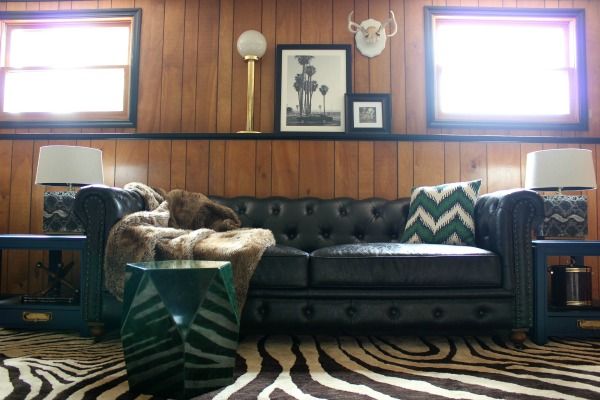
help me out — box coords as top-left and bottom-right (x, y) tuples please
(275, 44), (351, 133)
(346, 93), (391, 133)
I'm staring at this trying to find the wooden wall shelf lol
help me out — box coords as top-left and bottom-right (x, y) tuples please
(1, 132), (600, 144)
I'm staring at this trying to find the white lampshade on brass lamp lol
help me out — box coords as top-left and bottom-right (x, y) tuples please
(525, 148), (596, 238)
(236, 30), (267, 133)
(36, 145), (104, 233)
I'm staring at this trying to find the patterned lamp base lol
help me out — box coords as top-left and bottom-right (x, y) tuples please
(537, 195), (588, 238)
(43, 191), (84, 234)
(121, 260), (239, 399)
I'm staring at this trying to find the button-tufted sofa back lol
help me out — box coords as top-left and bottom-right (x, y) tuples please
(211, 196), (411, 253)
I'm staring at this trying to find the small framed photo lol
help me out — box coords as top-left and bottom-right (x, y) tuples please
(275, 44), (352, 133)
(346, 93), (391, 133)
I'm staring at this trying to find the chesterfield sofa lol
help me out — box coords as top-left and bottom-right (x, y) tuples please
(74, 185), (543, 344)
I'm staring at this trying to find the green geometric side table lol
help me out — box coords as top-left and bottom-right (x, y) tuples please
(121, 260), (239, 399)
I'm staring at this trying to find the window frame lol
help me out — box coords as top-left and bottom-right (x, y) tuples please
(0, 8), (141, 129)
(424, 7), (588, 131)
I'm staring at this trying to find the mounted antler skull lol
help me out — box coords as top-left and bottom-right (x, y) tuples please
(348, 11), (398, 58)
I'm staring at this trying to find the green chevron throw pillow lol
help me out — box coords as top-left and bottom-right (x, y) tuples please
(400, 179), (482, 246)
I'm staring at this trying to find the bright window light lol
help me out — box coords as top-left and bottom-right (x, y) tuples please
(425, 8), (587, 130)
(9, 25), (130, 67)
(4, 69), (125, 113)
(0, 9), (141, 128)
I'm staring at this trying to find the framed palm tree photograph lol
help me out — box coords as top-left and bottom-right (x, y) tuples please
(275, 44), (351, 133)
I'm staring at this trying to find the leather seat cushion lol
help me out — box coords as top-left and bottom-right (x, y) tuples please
(249, 244), (309, 288)
(309, 243), (502, 288)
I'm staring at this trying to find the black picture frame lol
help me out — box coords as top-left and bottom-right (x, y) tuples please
(346, 93), (391, 133)
(275, 44), (351, 133)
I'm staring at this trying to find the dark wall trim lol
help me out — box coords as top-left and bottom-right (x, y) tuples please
(1, 132), (600, 144)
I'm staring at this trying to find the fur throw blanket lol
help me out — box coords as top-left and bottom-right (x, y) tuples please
(104, 182), (275, 312)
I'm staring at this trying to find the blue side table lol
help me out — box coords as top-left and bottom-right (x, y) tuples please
(0, 234), (88, 334)
(532, 240), (600, 345)
(121, 260), (239, 399)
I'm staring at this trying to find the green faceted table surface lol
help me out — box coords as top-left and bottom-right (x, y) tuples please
(122, 259), (239, 399)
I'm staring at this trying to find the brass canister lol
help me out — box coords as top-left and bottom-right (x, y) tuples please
(550, 265), (592, 307)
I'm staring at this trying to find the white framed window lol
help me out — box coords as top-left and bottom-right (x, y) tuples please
(425, 7), (587, 130)
(0, 9), (141, 128)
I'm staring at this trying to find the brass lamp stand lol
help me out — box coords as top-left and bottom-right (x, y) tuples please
(236, 30), (267, 133)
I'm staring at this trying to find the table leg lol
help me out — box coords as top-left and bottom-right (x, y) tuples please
(533, 249), (548, 345)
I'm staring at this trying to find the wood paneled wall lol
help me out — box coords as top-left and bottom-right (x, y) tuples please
(1, 0), (600, 300)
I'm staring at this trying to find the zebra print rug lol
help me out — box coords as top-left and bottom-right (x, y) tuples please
(1, 328), (599, 399)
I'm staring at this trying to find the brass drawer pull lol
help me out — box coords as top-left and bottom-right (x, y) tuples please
(22, 311), (52, 322)
(577, 320), (600, 330)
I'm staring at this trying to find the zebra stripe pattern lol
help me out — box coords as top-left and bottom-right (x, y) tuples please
(1, 330), (599, 399)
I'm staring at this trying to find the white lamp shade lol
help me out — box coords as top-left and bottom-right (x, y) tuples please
(236, 30), (267, 58)
(525, 148), (597, 191)
(35, 145), (104, 186)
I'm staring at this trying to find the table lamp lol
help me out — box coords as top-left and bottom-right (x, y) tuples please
(525, 148), (596, 307)
(35, 145), (104, 234)
(525, 148), (596, 238)
(236, 29), (267, 133)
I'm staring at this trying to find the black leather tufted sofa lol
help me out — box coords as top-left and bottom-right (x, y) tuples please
(74, 185), (543, 344)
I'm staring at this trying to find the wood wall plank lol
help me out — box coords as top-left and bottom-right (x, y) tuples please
(390, 0), (407, 134)
(186, 141), (210, 193)
(444, 142), (460, 183)
(195, 0), (219, 132)
(487, 143), (521, 192)
(358, 141), (374, 199)
(217, 0), (234, 133)
(404, 0), (429, 134)
(272, 141), (299, 197)
(148, 140), (171, 189)
(299, 141), (334, 197)
(225, 141), (257, 196)
(414, 142), (444, 186)
(259, 0), (277, 133)
(256, 141), (272, 197)
(460, 143), (488, 193)
(397, 142), (414, 198)
(334, 141), (359, 198)
(208, 141), (225, 195)
(171, 141), (187, 189)
(114, 140), (149, 187)
(181, 0), (199, 133)
(373, 142), (398, 199)
(135, 0), (165, 132)
(160, 0), (185, 133)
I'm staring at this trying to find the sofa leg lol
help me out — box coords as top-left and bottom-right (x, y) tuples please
(510, 329), (528, 349)
(88, 322), (106, 338)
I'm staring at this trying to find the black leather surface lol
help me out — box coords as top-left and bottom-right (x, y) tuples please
(241, 297), (513, 335)
(250, 244), (309, 288)
(309, 243), (501, 288)
(212, 196), (410, 252)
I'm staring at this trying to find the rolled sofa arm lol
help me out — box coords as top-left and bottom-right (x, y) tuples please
(474, 188), (544, 330)
(74, 185), (145, 329)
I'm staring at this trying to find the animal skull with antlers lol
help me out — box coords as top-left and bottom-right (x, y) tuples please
(348, 11), (398, 58)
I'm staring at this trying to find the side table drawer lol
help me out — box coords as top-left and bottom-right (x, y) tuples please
(547, 316), (600, 338)
(0, 304), (86, 332)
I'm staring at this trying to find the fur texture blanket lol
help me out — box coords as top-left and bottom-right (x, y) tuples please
(104, 183), (275, 312)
